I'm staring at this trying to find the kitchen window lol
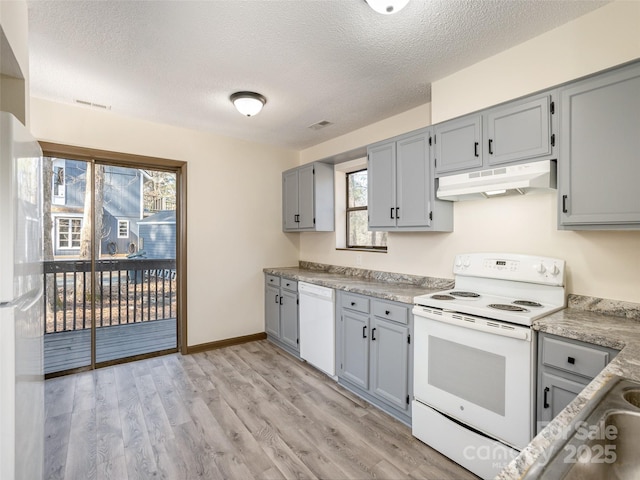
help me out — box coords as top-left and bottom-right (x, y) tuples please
(346, 169), (387, 250)
(117, 220), (129, 239)
(57, 217), (82, 249)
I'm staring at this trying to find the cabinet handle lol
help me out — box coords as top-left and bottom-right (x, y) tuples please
(390, 207), (395, 219)
(567, 356), (575, 365)
(562, 195), (568, 214)
(351, 301), (356, 306)
(385, 310), (390, 315)
(543, 387), (550, 409)
(488, 139), (494, 155)
(279, 296), (283, 305)
(474, 142), (479, 157)
(371, 328), (377, 341)
(362, 326), (367, 338)
(396, 207), (399, 219)
(275, 294), (279, 304)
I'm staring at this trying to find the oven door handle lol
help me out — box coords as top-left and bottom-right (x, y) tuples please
(413, 307), (531, 341)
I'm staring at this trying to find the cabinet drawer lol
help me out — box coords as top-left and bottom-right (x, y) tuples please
(542, 336), (610, 379)
(265, 274), (281, 287)
(281, 278), (297, 292)
(372, 300), (408, 325)
(341, 293), (370, 314)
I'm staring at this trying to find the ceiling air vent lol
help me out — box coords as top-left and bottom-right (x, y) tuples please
(75, 99), (111, 110)
(308, 120), (333, 130)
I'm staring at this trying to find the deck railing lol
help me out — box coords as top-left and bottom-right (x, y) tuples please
(44, 258), (177, 334)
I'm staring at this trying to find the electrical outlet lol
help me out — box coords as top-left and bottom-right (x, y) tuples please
(355, 254), (363, 266)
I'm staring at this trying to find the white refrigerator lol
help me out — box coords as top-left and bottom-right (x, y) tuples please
(0, 112), (44, 480)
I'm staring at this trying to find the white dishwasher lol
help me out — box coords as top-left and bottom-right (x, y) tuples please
(298, 282), (335, 377)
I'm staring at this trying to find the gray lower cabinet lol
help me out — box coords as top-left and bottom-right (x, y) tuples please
(282, 162), (334, 232)
(368, 128), (453, 232)
(337, 291), (412, 425)
(558, 62), (640, 229)
(537, 332), (618, 432)
(264, 274), (299, 356)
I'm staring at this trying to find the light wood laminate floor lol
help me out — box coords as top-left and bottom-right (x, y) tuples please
(44, 340), (478, 479)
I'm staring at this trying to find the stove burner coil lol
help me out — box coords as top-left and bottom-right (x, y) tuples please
(450, 291), (480, 298)
(513, 300), (543, 308)
(431, 294), (455, 300)
(488, 303), (529, 312)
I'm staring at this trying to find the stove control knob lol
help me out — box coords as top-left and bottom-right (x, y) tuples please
(550, 265), (561, 276)
(463, 257), (471, 267)
(535, 263), (547, 274)
(455, 256), (463, 268)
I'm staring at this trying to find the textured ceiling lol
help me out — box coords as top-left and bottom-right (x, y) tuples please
(27, 0), (609, 150)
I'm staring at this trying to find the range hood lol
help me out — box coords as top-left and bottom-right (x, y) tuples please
(437, 160), (556, 201)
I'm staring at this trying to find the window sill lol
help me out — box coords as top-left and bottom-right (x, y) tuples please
(336, 248), (387, 254)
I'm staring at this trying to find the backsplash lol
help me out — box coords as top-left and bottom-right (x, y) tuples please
(568, 294), (640, 321)
(298, 261), (453, 289)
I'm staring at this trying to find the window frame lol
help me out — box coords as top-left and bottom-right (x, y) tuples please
(117, 219), (130, 239)
(56, 216), (82, 250)
(345, 169), (387, 251)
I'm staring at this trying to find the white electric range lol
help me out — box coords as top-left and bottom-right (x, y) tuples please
(412, 253), (566, 480)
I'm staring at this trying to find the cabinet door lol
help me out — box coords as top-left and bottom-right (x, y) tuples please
(396, 131), (430, 228)
(282, 169), (299, 230)
(486, 96), (551, 166)
(280, 290), (299, 351)
(559, 64), (640, 227)
(297, 164), (315, 229)
(538, 371), (587, 427)
(265, 284), (281, 337)
(434, 114), (483, 175)
(368, 142), (396, 229)
(370, 318), (409, 411)
(340, 310), (370, 390)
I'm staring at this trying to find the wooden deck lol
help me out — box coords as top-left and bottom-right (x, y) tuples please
(44, 318), (177, 374)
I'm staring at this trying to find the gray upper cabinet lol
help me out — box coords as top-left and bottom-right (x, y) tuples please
(282, 162), (334, 232)
(282, 169), (299, 231)
(558, 62), (640, 229)
(368, 128), (452, 232)
(433, 92), (556, 177)
(433, 114), (483, 175)
(367, 142), (396, 229)
(485, 95), (552, 166)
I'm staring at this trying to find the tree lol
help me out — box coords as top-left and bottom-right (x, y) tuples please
(144, 170), (176, 212)
(77, 163), (105, 299)
(42, 158), (57, 311)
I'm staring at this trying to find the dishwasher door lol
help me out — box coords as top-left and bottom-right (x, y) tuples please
(298, 282), (335, 377)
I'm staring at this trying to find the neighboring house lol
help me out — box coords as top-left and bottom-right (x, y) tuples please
(138, 210), (176, 259)
(51, 159), (147, 257)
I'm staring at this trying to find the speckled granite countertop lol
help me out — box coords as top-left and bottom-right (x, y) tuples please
(263, 261), (453, 304)
(498, 296), (640, 480)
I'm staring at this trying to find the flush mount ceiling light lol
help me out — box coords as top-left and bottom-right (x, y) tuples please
(230, 91), (266, 117)
(364, 0), (410, 14)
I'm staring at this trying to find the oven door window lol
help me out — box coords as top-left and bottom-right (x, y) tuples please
(429, 337), (505, 415)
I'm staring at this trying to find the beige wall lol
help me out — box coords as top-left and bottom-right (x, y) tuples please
(0, 0), (29, 123)
(30, 97), (300, 347)
(298, 1), (640, 303)
(300, 103), (431, 164)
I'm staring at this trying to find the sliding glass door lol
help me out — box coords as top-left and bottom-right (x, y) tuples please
(43, 157), (179, 375)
